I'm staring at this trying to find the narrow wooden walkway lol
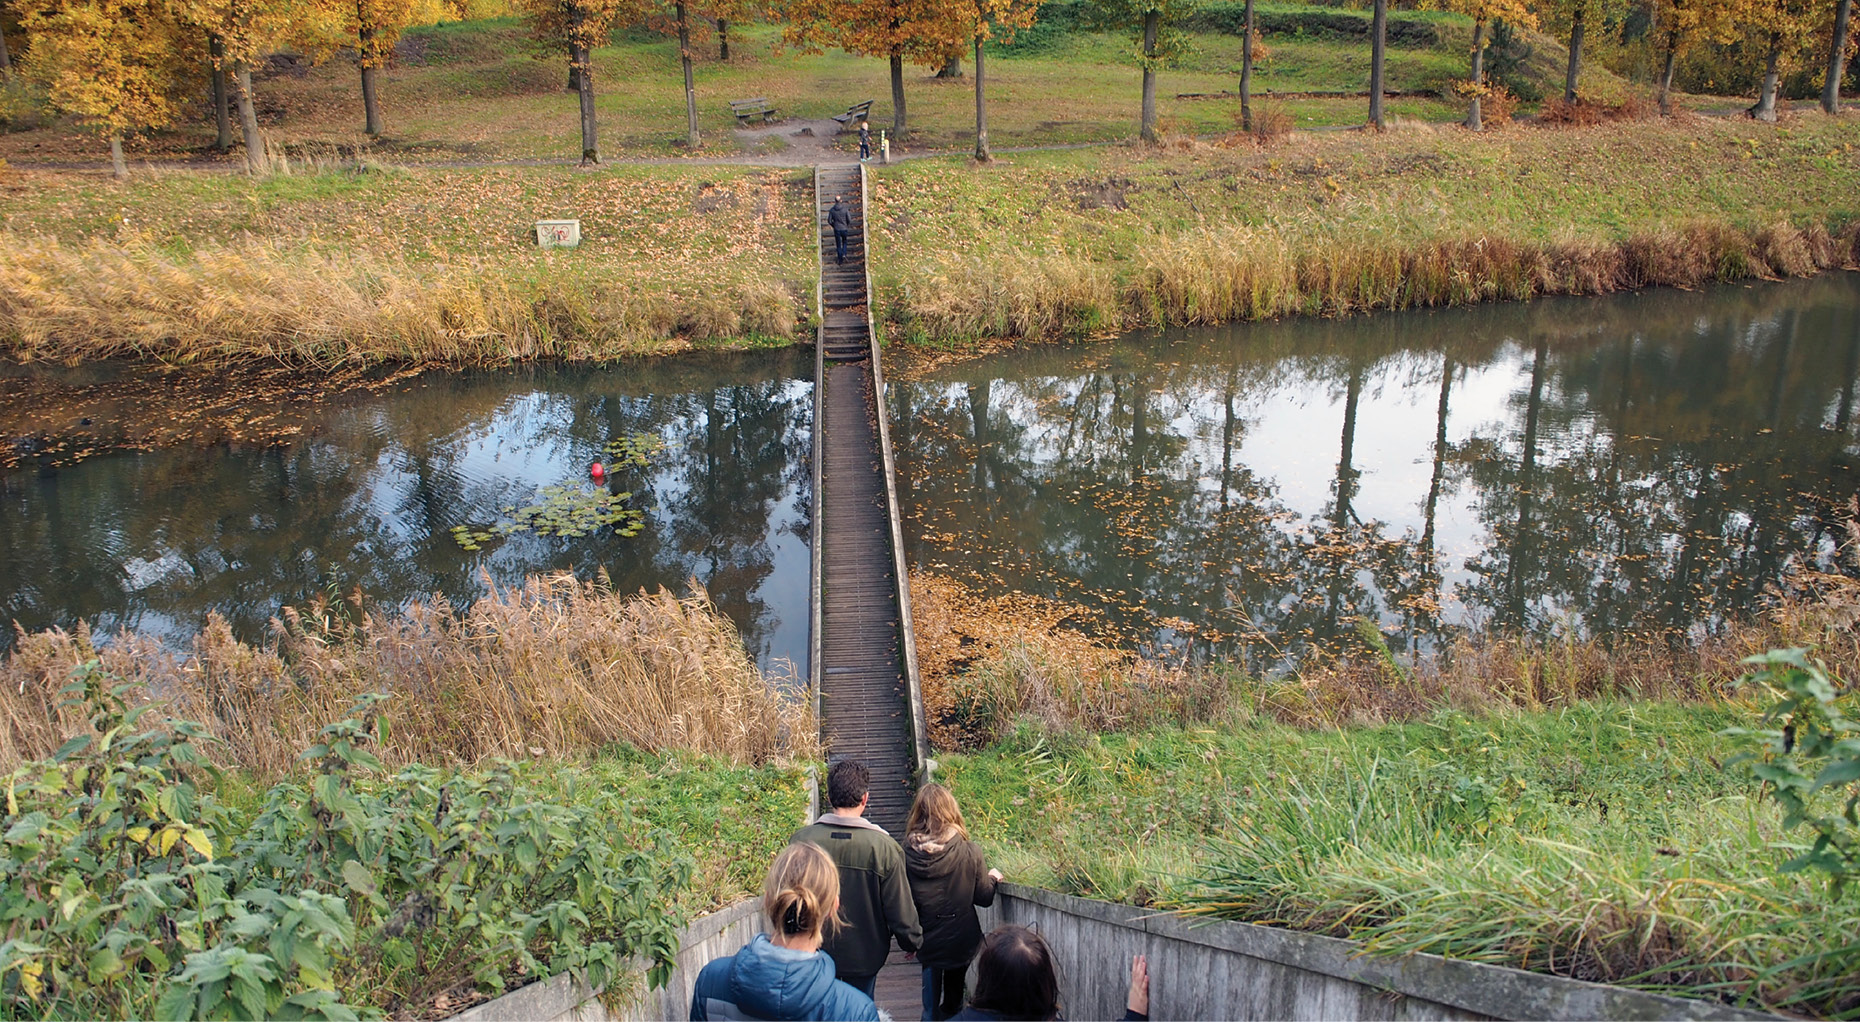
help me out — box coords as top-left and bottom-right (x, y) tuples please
(809, 164), (928, 839)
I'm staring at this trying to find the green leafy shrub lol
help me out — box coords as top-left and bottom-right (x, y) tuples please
(1726, 648), (1860, 889)
(0, 664), (693, 1019)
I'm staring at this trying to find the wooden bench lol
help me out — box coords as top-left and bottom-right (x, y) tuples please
(729, 98), (781, 125)
(830, 100), (875, 125)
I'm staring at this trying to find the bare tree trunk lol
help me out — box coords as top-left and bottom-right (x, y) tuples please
(718, 17), (728, 60)
(573, 42), (599, 164)
(360, 24), (382, 137)
(209, 34), (233, 151)
(234, 64), (267, 174)
(974, 32), (989, 161)
(677, 2), (699, 148)
(1241, 0), (1255, 131)
(1564, 5), (1584, 102)
(1369, 0), (1386, 129)
(1824, 0), (1852, 114)
(1465, 17), (1485, 131)
(1, 20), (13, 78)
(890, 51), (907, 134)
(109, 133), (127, 180)
(1753, 34), (1782, 121)
(1140, 8), (1160, 142)
(938, 52), (962, 77)
(1658, 38), (1677, 115)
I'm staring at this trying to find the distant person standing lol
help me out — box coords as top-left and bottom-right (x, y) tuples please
(793, 759), (923, 998)
(904, 784), (1002, 1021)
(858, 120), (873, 161)
(828, 195), (852, 265)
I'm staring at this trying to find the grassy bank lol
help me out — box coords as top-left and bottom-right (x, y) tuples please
(941, 702), (1857, 1016)
(0, 163), (814, 365)
(869, 116), (1860, 346)
(1, 572), (818, 775)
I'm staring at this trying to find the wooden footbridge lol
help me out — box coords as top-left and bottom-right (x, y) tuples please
(808, 163), (930, 836)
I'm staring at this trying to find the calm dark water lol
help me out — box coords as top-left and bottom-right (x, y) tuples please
(1, 351), (816, 670)
(4, 273), (1858, 674)
(893, 273), (1860, 669)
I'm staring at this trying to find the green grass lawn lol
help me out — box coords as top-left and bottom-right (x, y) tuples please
(940, 700), (1859, 1016)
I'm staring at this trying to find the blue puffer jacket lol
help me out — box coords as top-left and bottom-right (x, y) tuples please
(689, 933), (882, 1021)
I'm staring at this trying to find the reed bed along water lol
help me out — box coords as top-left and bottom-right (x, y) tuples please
(0, 235), (801, 366)
(0, 573), (817, 776)
(893, 219), (1860, 344)
(910, 566), (1860, 747)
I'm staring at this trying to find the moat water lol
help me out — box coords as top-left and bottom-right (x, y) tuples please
(4, 273), (1858, 673)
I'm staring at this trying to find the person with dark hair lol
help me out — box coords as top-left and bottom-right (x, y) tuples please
(948, 925), (1149, 1022)
(792, 759), (923, 998)
(904, 784), (1001, 1020)
(690, 842), (881, 1021)
(828, 195), (852, 264)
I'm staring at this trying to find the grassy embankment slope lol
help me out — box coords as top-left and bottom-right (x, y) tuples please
(7, 13), (1853, 366)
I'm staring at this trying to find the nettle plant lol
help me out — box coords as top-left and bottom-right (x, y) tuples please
(0, 664), (693, 1019)
(1726, 648), (1860, 888)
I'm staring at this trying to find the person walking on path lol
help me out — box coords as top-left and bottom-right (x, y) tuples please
(903, 784), (1002, 1021)
(858, 120), (873, 161)
(792, 759), (923, 998)
(690, 842), (882, 1021)
(828, 195), (853, 265)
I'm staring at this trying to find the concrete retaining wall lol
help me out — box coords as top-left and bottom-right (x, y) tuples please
(451, 898), (764, 1022)
(977, 885), (1777, 1022)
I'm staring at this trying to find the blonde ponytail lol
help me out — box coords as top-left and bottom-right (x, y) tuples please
(763, 842), (842, 940)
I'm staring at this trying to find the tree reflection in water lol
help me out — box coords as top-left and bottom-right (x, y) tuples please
(0, 351), (815, 668)
(893, 273), (1860, 667)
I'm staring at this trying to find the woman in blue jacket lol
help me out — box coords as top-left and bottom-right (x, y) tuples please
(691, 842), (883, 1021)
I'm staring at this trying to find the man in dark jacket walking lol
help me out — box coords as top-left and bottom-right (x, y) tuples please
(828, 195), (852, 265)
(791, 760), (922, 998)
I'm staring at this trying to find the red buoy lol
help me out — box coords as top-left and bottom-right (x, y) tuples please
(590, 461), (606, 480)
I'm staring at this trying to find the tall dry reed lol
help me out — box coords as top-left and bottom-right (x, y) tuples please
(910, 566), (1860, 746)
(0, 235), (801, 367)
(1, 573), (817, 776)
(891, 219), (1860, 345)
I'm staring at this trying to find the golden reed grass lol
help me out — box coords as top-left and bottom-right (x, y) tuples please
(910, 566), (1860, 747)
(897, 219), (1860, 342)
(1, 573), (817, 776)
(0, 235), (800, 367)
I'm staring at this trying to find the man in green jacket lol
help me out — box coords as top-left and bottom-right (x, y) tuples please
(792, 759), (923, 998)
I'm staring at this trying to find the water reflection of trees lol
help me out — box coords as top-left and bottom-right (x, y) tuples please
(1, 352), (814, 663)
(894, 274), (1860, 662)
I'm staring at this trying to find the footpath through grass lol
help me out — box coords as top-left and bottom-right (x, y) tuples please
(940, 701), (1859, 1017)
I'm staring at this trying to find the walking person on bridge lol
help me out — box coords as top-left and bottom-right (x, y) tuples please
(829, 195), (853, 265)
(793, 760), (923, 998)
(904, 784), (1002, 1021)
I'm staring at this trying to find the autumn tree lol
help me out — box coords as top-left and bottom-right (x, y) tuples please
(1647, 0), (1733, 114)
(0, 2), (14, 78)
(1426, 0), (1533, 129)
(516, 0), (632, 163)
(1535, 0), (1626, 101)
(782, 0), (971, 135)
(1823, 0), (1852, 112)
(19, 0), (193, 177)
(962, 0), (1035, 160)
(1741, 0), (1820, 120)
(1082, 0), (1203, 143)
(176, 0), (297, 172)
(296, 0), (428, 136)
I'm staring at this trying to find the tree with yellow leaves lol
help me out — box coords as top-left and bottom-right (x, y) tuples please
(781, 0), (974, 135)
(1647, 0), (1734, 114)
(174, 0), (298, 172)
(1534, 0), (1628, 102)
(297, 0), (430, 136)
(514, 0), (635, 164)
(1425, 0), (1533, 130)
(18, 0), (194, 178)
(962, 0), (1036, 160)
(1740, 0), (1821, 120)
(1824, 0), (1852, 112)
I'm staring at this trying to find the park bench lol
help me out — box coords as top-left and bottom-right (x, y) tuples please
(729, 98), (781, 125)
(830, 100), (875, 125)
